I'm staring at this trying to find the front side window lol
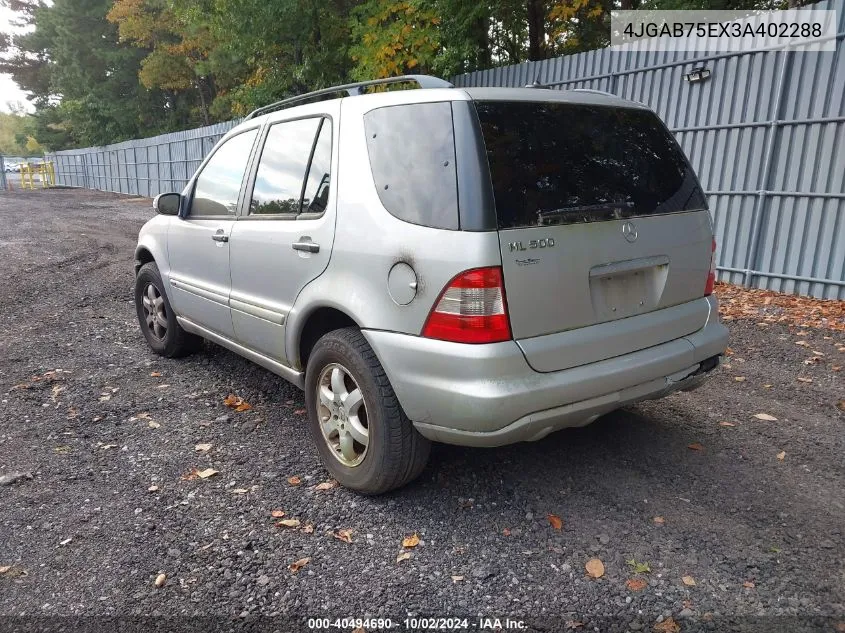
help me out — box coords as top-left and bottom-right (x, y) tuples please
(191, 129), (258, 216)
(250, 117), (323, 216)
(364, 102), (459, 230)
(474, 101), (707, 229)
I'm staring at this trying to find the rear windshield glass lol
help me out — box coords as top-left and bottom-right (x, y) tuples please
(474, 101), (706, 229)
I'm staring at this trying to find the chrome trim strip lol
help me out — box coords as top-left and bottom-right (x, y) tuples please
(169, 276), (229, 306)
(177, 316), (304, 389)
(229, 298), (286, 325)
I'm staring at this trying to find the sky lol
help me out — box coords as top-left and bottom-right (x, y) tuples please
(0, 4), (33, 113)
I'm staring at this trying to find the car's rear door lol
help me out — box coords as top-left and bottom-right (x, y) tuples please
(474, 100), (714, 372)
(167, 127), (259, 338)
(228, 102), (338, 364)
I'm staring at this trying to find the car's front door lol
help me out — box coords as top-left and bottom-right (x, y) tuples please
(167, 127), (259, 338)
(228, 108), (337, 365)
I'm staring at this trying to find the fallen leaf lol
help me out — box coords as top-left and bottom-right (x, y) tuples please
(682, 575), (696, 586)
(154, 573), (166, 588)
(148, 421), (161, 429)
(719, 421), (736, 427)
(743, 580), (755, 588)
(270, 509), (285, 518)
(687, 442), (704, 451)
(796, 377), (813, 383)
(100, 444), (118, 450)
(837, 400), (845, 412)
(294, 408), (306, 415)
(777, 451), (786, 461)
(763, 384), (773, 389)
(402, 533), (420, 548)
(287, 476), (301, 486)
(754, 413), (778, 421)
(502, 528), (511, 536)
(653, 516), (665, 525)
(627, 558), (651, 573)
(804, 356), (823, 365)
(653, 617), (680, 633)
(288, 557), (310, 573)
(832, 366), (841, 372)
(396, 552), (412, 563)
(795, 340), (809, 347)
(333, 529), (353, 543)
(547, 514), (563, 530)
(565, 622), (585, 630)
(0, 566), (10, 574)
(811, 351), (825, 356)
(734, 376), (746, 382)
(232, 488), (249, 494)
(148, 485), (159, 492)
(276, 519), (301, 528)
(223, 394), (252, 412)
(301, 524), (314, 534)
(150, 371), (161, 377)
(314, 480), (337, 491)
(725, 347), (734, 356)
(196, 468), (218, 479)
(626, 578), (648, 591)
(585, 558), (605, 579)
(194, 443), (212, 452)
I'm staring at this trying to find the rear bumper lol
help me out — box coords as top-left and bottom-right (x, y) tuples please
(363, 295), (728, 447)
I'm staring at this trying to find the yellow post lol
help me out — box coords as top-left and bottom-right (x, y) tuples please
(48, 161), (56, 186)
(21, 163), (31, 190)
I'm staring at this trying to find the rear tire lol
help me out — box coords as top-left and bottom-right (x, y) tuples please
(304, 327), (430, 494)
(135, 262), (202, 358)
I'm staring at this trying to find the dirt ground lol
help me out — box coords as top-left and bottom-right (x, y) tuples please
(0, 188), (843, 632)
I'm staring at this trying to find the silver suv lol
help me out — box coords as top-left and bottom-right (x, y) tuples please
(134, 75), (728, 493)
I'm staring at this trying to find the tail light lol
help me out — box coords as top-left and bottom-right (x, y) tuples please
(422, 267), (511, 344)
(704, 238), (717, 296)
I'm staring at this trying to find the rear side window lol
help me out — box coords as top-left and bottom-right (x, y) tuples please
(364, 102), (459, 230)
(474, 101), (706, 229)
(250, 117), (324, 216)
(301, 120), (332, 215)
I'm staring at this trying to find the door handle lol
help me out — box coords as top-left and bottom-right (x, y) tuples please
(292, 240), (320, 253)
(212, 230), (228, 243)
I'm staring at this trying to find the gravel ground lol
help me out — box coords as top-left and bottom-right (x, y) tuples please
(0, 188), (843, 632)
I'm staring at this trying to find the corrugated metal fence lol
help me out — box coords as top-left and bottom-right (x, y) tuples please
(48, 120), (239, 198)
(46, 0), (844, 299)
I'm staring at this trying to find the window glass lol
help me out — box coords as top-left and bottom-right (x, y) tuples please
(364, 102), (459, 230)
(301, 120), (332, 215)
(474, 101), (707, 229)
(250, 117), (322, 216)
(191, 129), (257, 216)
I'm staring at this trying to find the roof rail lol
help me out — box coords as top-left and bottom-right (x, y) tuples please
(244, 75), (454, 120)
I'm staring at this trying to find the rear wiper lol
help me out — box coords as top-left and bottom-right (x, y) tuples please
(537, 201), (635, 219)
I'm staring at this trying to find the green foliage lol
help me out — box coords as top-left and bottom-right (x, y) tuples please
(0, 112), (40, 155)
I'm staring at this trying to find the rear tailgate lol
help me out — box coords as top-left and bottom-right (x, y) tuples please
(474, 99), (713, 372)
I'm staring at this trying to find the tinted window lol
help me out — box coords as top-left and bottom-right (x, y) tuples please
(191, 129), (258, 216)
(474, 102), (707, 229)
(301, 120), (332, 215)
(364, 102), (459, 230)
(250, 117), (322, 216)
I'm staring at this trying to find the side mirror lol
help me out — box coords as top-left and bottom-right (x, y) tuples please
(153, 192), (181, 216)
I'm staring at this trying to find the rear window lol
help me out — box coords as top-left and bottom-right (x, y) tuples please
(474, 101), (706, 229)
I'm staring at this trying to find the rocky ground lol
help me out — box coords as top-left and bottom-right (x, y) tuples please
(0, 188), (843, 632)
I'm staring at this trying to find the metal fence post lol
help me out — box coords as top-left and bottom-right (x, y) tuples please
(741, 43), (793, 288)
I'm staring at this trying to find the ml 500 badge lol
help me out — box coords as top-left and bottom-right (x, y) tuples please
(509, 238), (555, 252)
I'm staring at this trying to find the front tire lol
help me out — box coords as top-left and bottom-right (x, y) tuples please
(304, 328), (430, 494)
(134, 262), (202, 358)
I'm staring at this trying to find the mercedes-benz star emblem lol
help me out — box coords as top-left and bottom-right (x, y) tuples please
(621, 221), (638, 243)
